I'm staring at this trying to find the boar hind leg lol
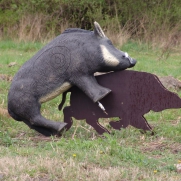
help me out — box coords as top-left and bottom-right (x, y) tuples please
(25, 114), (67, 136)
(10, 102), (66, 136)
(130, 115), (153, 132)
(86, 118), (110, 135)
(24, 121), (56, 136)
(72, 75), (111, 103)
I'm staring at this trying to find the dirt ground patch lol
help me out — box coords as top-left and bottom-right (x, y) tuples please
(0, 107), (9, 118)
(140, 137), (181, 154)
(159, 76), (181, 91)
(0, 74), (12, 82)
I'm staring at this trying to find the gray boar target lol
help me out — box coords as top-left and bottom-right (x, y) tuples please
(8, 22), (136, 136)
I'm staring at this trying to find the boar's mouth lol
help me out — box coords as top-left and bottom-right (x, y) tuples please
(129, 58), (137, 67)
(124, 52), (137, 68)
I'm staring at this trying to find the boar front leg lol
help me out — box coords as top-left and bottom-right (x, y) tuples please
(86, 118), (110, 135)
(71, 75), (111, 103)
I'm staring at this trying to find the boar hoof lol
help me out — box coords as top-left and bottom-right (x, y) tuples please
(57, 122), (67, 133)
(94, 88), (111, 103)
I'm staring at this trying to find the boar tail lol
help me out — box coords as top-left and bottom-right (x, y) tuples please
(58, 91), (69, 111)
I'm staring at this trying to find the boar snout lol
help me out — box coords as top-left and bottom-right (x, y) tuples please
(129, 58), (137, 68)
(123, 52), (136, 68)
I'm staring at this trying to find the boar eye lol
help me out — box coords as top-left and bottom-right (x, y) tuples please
(107, 40), (113, 45)
(123, 52), (129, 58)
(126, 52), (129, 57)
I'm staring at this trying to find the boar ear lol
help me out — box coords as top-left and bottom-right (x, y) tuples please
(94, 21), (106, 38)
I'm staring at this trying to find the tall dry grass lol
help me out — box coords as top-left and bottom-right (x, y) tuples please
(18, 14), (48, 42)
(1, 14), (70, 43)
(134, 15), (181, 54)
(3, 14), (131, 47)
(1, 12), (181, 52)
(17, 14), (131, 46)
(105, 21), (132, 47)
(0, 156), (179, 181)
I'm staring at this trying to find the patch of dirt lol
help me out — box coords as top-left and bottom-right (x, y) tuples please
(140, 137), (165, 152)
(28, 135), (59, 142)
(169, 143), (181, 154)
(175, 163), (181, 173)
(170, 118), (180, 126)
(141, 140), (167, 152)
(159, 76), (181, 91)
(27, 176), (54, 181)
(0, 107), (10, 118)
(140, 137), (181, 155)
(8, 62), (17, 67)
(0, 74), (12, 82)
(0, 174), (4, 181)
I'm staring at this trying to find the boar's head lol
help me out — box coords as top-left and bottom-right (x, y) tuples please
(93, 22), (137, 72)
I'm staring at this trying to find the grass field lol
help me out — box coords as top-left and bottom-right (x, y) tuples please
(0, 40), (181, 181)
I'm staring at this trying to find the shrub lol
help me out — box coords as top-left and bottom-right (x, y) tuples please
(0, 0), (181, 49)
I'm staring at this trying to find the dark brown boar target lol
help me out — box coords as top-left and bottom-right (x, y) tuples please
(59, 70), (181, 134)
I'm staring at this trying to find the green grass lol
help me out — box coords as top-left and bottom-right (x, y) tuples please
(0, 40), (181, 180)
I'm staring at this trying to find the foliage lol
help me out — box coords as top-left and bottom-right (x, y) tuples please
(0, 0), (181, 44)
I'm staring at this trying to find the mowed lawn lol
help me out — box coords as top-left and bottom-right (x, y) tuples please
(0, 40), (181, 181)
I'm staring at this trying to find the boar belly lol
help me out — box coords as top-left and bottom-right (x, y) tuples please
(39, 82), (72, 103)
